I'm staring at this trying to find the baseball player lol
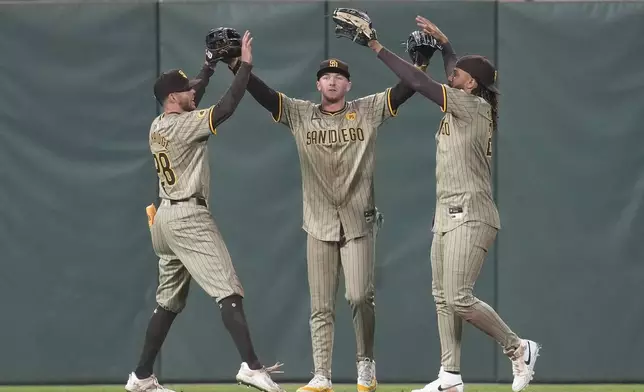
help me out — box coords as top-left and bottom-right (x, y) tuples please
(219, 26), (428, 390)
(349, 15), (540, 392)
(125, 31), (285, 392)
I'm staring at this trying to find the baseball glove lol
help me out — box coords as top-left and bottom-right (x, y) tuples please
(405, 30), (443, 67)
(205, 27), (242, 65)
(332, 7), (377, 46)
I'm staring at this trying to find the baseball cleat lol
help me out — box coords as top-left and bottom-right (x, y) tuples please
(511, 339), (541, 391)
(236, 362), (285, 392)
(297, 374), (333, 392)
(411, 367), (464, 392)
(357, 358), (377, 392)
(124, 372), (176, 392)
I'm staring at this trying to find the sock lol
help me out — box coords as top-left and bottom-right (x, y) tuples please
(135, 306), (178, 379)
(219, 295), (262, 370)
(446, 371), (460, 375)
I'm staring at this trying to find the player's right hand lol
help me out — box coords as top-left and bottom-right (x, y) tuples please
(241, 30), (253, 65)
(416, 15), (448, 45)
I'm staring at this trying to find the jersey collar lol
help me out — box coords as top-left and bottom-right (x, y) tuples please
(318, 102), (348, 116)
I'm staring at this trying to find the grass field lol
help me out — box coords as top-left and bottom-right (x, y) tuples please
(1, 384), (643, 392)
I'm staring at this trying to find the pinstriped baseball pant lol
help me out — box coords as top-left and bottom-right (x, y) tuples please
(431, 221), (521, 372)
(306, 218), (382, 379)
(150, 200), (244, 313)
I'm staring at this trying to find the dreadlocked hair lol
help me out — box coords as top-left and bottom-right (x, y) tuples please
(473, 85), (498, 133)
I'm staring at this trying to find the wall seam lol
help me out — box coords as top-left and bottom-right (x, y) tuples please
(492, 0), (500, 383)
(324, 0), (330, 60)
(154, 0), (162, 380)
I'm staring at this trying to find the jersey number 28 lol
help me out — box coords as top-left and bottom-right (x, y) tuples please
(153, 152), (176, 186)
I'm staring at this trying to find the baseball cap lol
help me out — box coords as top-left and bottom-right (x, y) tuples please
(316, 58), (350, 80)
(153, 69), (202, 103)
(454, 55), (499, 94)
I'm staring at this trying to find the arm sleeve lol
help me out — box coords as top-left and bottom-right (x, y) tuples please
(388, 81), (416, 114)
(177, 62), (252, 143)
(210, 61), (252, 129)
(191, 64), (215, 106)
(376, 47), (445, 109)
(441, 42), (458, 79)
(230, 62), (309, 129)
(245, 72), (281, 121)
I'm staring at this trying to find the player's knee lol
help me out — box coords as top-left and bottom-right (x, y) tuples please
(345, 290), (374, 308)
(432, 290), (445, 304)
(446, 295), (477, 316)
(157, 301), (185, 314)
(156, 280), (190, 314)
(310, 297), (334, 314)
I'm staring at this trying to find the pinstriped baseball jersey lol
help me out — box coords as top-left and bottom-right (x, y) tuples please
(149, 106), (217, 200)
(432, 85), (500, 233)
(273, 89), (396, 242)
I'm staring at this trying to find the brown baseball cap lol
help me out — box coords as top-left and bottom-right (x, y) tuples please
(316, 58), (350, 80)
(154, 69), (202, 103)
(455, 55), (499, 94)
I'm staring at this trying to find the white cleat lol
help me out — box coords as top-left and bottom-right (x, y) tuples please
(511, 339), (541, 391)
(411, 367), (464, 392)
(297, 374), (333, 392)
(124, 372), (176, 392)
(357, 358), (377, 392)
(236, 362), (286, 392)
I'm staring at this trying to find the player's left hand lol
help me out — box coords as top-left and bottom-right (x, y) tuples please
(415, 15), (449, 45)
(332, 7), (377, 47)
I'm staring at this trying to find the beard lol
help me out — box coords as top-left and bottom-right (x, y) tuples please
(322, 91), (344, 103)
(180, 97), (195, 111)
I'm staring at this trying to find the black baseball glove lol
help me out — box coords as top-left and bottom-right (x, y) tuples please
(405, 30), (443, 67)
(205, 27), (242, 66)
(332, 7), (377, 47)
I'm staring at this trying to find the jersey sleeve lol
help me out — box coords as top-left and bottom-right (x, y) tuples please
(441, 85), (478, 122)
(177, 105), (217, 143)
(353, 88), (397, 127)
(273, 92), (312, 130)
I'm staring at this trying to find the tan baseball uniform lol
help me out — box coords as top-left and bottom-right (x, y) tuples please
(431, 85), (520, 371)
(149, 108), (243, 313)
(274, 89), (394, 378)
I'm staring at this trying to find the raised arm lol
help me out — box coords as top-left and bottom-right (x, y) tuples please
(210, 61), (252, 128)
(372, 30), (442, 112)
(227, 59), (281, 121)
(371, 41), (445, 109)
(388, 81), (416, 113)
(330, 8), (445, 109)
(415, 16), (457, 79)
(210, 31), (254, 128)
(441, 42), (458, 79)
(191, 62), (215, 107)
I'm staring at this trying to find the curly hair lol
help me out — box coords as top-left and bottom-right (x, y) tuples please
(473, 85), (498, 133)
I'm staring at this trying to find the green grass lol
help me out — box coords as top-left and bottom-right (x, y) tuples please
(1, 384), (643, 392)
